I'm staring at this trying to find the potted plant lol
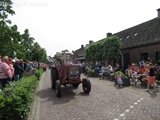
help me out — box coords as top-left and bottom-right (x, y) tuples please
(87, 69), (95, 77)
(114, 71), (130, 86)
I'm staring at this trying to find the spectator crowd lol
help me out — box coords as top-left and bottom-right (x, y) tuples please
(0, 55), (45, 90)
(80, 57), (160, 91)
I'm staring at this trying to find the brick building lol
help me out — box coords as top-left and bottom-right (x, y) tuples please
(114, 8), (160, 70)
(73, 8), (160, 70)
(72, 40), (94, 63)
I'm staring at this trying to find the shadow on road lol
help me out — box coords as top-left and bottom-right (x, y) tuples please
(78, 92), (90, 96)
(36, 85), (79, 105)
(149, 92), (157, 99)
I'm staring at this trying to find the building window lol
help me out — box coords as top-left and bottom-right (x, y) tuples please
(123, 53), (130, 71)
(141, 52), (148, 61)
(156, 51), (160, 62)
(126, 36), (129, 38)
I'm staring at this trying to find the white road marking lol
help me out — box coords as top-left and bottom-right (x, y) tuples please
(140, 98), (144, 100)
(130, 105), (134, 108)
(120, 113), (125, 117)
(134, 102), (138, 105)
(114, 98), (143, 120)
(137, 100), (141, 102)
(113, 118), (119, 120)
(125, 109), (130, 112)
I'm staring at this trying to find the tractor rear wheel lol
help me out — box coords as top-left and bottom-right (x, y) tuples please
(72, 83), (79, 87)
(55, 80), (61, 97)
(51, 68), (58, 89)
(82, 78), (91, 94)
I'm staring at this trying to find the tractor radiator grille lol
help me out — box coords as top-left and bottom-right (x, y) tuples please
(70, 74), (78, 78)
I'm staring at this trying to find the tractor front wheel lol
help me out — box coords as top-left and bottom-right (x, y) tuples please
(55, 80), (61, 97)
(51, 68), (58, 89)
(82, 78), (91, 94)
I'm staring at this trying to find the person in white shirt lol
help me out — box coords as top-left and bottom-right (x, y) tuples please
(108, 64), (114, 80)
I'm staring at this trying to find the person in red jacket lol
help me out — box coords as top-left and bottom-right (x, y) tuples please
(43, 63), (47, 72)
(138, 65), (147, 74)
(130, 63), (135, 73)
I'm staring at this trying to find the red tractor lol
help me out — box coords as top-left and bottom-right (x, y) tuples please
(50, 52), (91, 97)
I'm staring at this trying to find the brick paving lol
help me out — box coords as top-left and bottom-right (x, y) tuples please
(27, 69), (160, 120)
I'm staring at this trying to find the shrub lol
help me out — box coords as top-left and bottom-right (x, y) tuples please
(87, 69), (94, 73)
(0, 69), (42, 120)
(36, 69), (43, 80)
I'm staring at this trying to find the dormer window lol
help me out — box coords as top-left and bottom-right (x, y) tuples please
(126, 36), (129, 38)
(134, 33), (138, 36)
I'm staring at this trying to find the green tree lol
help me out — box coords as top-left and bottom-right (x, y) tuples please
(102, 36), (122, 63)
(31, 42), (47, 63)
(0, 0), (17, 56)
(85, 45), (93, 61)
(61, 49), (69, 52)
(31, 42), (41, 61)
(85, 36), (122, 64)
(0, 0), (15, 24)
(39, 48), (47, 62)
(85, 43), (97, 66)
(85, 42), (103, 61)
(0, 0), (24, 58)
(21, 29), (35, 60)
(0, 0), (48, 62)
(94, 42), (103, 61)
(9, 25), (23, 58)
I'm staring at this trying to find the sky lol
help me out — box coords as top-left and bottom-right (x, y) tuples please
(9, 0), (160, 57)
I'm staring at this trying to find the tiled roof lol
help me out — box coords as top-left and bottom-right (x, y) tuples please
(114, 18), (160, 49)
(73, 48), (81, 55)
(73, 48), (83, 60)
(74, 16), (160, 60)
(97, 18), (160, 49)
(78, 48), (85, 56)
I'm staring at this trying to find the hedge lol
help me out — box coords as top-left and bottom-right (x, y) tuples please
(0, 69), (43, 120)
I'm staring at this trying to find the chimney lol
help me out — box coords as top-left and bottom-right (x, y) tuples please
(157, 8), (160, 19)
(106, 32), (112, 37)
(81, 45), (84, 48)
(89, 40), (93, 44)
